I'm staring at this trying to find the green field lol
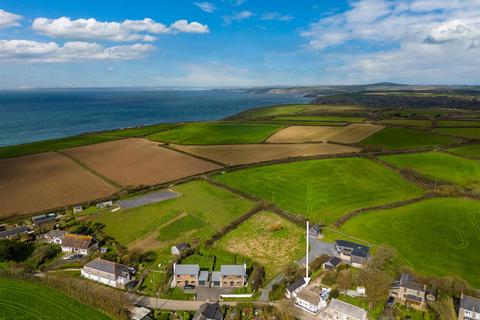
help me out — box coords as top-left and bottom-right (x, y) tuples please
(215, 211), (305, 281)
(437, 120), (480, 127)
(361, 127), (457, 150)
(101, 123), (178, 137)
(92, 180), (254, 245)
(0, 134), (120, 159)
(338, 198), (480, 287)
(234, 104), (310, 119)
(435, 127), (480, 139)
(380, 151), (480, 191)
(449, 144), (480, 158)
(147, 122), (284, 144)
(0, 278), (110, 320)
(377, 118), (432, 127)
(273, 116), (365, 123)
(215, 158), (423, 224)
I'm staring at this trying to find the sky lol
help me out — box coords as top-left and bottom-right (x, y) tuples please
(0, 0), (479, 88)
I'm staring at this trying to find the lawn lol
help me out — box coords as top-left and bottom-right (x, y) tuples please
(215, 211), (305, 281)
(91, 180), (254, 246)
(449, 144), (480, 158)
(215, 158), (423, 224)
(380, 151), (480, 191)
(273, 116), (365, 123)
(361, 127), (456, 150)
(0, 278), (110, 320)
(338, 198), (480, 288)
(0, 134), (119, 159)
(437, 120), (480, 127)
(435, 128), (480, 139)
(101, 123), (178, 137)
(147, 122), (284, 144)
(377, 119), (432, 127)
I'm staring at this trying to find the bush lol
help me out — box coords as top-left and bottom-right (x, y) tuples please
(0, 240), (34, 262)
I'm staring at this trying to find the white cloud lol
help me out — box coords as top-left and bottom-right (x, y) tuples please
(0, 39), (155, 63)
(194, 2), (216, 13)
(32, 16), (209, 41)
(222, 10), (254, 24)
(260, 12), (294, 22)
(0, 9), (22, 29)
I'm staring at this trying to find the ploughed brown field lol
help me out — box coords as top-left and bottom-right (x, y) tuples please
(267, 123), (383, 144)
(63, 138), (221, 187)
(0, 152), (117, 218)
(172, 143), (360, 165)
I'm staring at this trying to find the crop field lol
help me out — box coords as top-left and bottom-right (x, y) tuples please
(0, 278), (110, 320)
(267, 124), (383, 144)
(0, 134), (120, 159)
(376, 119), (432, 127)
(380, 151), (480, 191)
(215, 211), (305, 281)
(338, 198), (480, 287)
(234, 104), (310, 119)
(64, 138), (220, 187)
(449, 144), (480, 158)
(172, 143), (360, 165)
(215, 158), (423, 224)
(434, 128), (480, 139)
(101, 123), (178, 137)
(273, 116), (366, 123)
(0, 152), (117, 218)
(92, 180), (253, 246)
(361, 127), (457, 150)
(147, 123), (284, 145)
(437, 120), (480, 127)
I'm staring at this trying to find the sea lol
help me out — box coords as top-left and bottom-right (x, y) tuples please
(0, 89), (309, 147)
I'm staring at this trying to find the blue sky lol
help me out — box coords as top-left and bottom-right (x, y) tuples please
(0, 0), (479, 88)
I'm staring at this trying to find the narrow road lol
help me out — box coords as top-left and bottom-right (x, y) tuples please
(126, 292), (238, 310)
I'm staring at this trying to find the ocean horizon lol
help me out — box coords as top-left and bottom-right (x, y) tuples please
(0, 89), (308, 147)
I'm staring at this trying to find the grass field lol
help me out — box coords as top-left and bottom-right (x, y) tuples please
(215, 211), (305, 281)
(449, 144), (480, 158)
(147, 123), (284, 145)
(101, 123), (178, 137)
(0, 278), (110, 320)
(435, 128), (480, 139)
(234, 104), (310, 119)
(0, 134), (119, 159)
(338, 198), (480, 287)
(215, 158), (423, 224)
(437, 120), (480, 127)
(361, 127), (457, 150)
(380, 151), (480, 191)
(92, 180), (253, 245)
(273, 116), (365, 123)
(377, 119), (432, 127)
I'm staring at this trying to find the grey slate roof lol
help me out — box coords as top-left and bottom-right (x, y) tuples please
(0, 226), (29, 238)
(398, 273), (425, 292)
(194, 302), (223, 320)
(174, 264), (200, 276)
(461, 295), (480, 312)
(199, 271), (209, 282)
(33, 216), (57, 226)
(220, 265), (246, 276)
(84, 258), (129, 278)
(335, 240), (370, 254)
(325, 256), (342, 267)
(297, 289), (321, 306)
(211, 272), (221, 283)
(175, 242), (190, 250)
(328, 298), (367, 320)
(287, 278), (306, 293)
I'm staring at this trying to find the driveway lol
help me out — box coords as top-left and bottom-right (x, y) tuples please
(298, 236), (334, 266)
(125, 293), (237, 311)
(195, 287), (235, 301)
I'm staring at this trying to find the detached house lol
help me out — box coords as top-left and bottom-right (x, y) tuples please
(324, 298), (368, 320)
(211, 264), (247, 288)
(390, 273), (428, 311)
(173, 264), (200, 287)
(334, 240), (370, 268)
(458, 294), (480, 320)
(81, 258), (131, 289)
(286, 278), (307, 299)
(61, 233), (98, 255)
(323, 256), (342, 271)
(194, 302), (224, 320)
(295, 288), (329, 314)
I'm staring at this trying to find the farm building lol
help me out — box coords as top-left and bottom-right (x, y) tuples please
(44, 230), (66, 244)
(61, 233), (98, 255)
(194, 302), (223, 320)
(171, 242), (190, 256)
(323, 298), (367, 320)
(286, 278), (307, 299)
(96, 201), (114, 209)
(334, 240), (370, 268)
(458, 294), (480, 320)
(0, 226), (29, 239)
(309, 224), (322, 238)
(390, 273), (429, 311)
(73, 205), (83, 213)
(81, 258), (131, 289)
(32, 213), (57, 228)
(173, 264), (200, 287)
(294, 288), (329, 314)
(322, 256), (342, 270)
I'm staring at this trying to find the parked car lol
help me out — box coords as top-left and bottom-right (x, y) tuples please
(184, 284), (195, 290)
(387, 296), (395, 307)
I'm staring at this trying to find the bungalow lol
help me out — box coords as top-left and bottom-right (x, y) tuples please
(334, 240), (370, 268)
(286, 278), (307, 299)
(322, 256), (342, 271)
(171, 242), (190, 256)
(61, 233), (98, 255)
(96, 201), (114, 209)
(211, 264), (247, 288)
(173, 264), (200, 287)
(0, 226), (29, 239)
(44, 230), (66, 244)
(324, 298), (368, 320)
(458, 293), (480, 320)
(294, 288), (329, 314)
(390, 273), (428, 311)
(81, 258), (131, 289)
(32, 213), (57, 228)
(194, 302), (224, 320)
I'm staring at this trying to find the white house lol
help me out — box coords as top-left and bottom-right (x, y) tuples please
(295, 288), (329, 314)
(81, 258), (131, 289)
(61, 233), (98, 255)
(73, 205), (83, 213)
(286, 278), (307, 299)
(324, 298), (368, 320)
(459, 294), (480, 320)
(44, 230), (66, 244)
